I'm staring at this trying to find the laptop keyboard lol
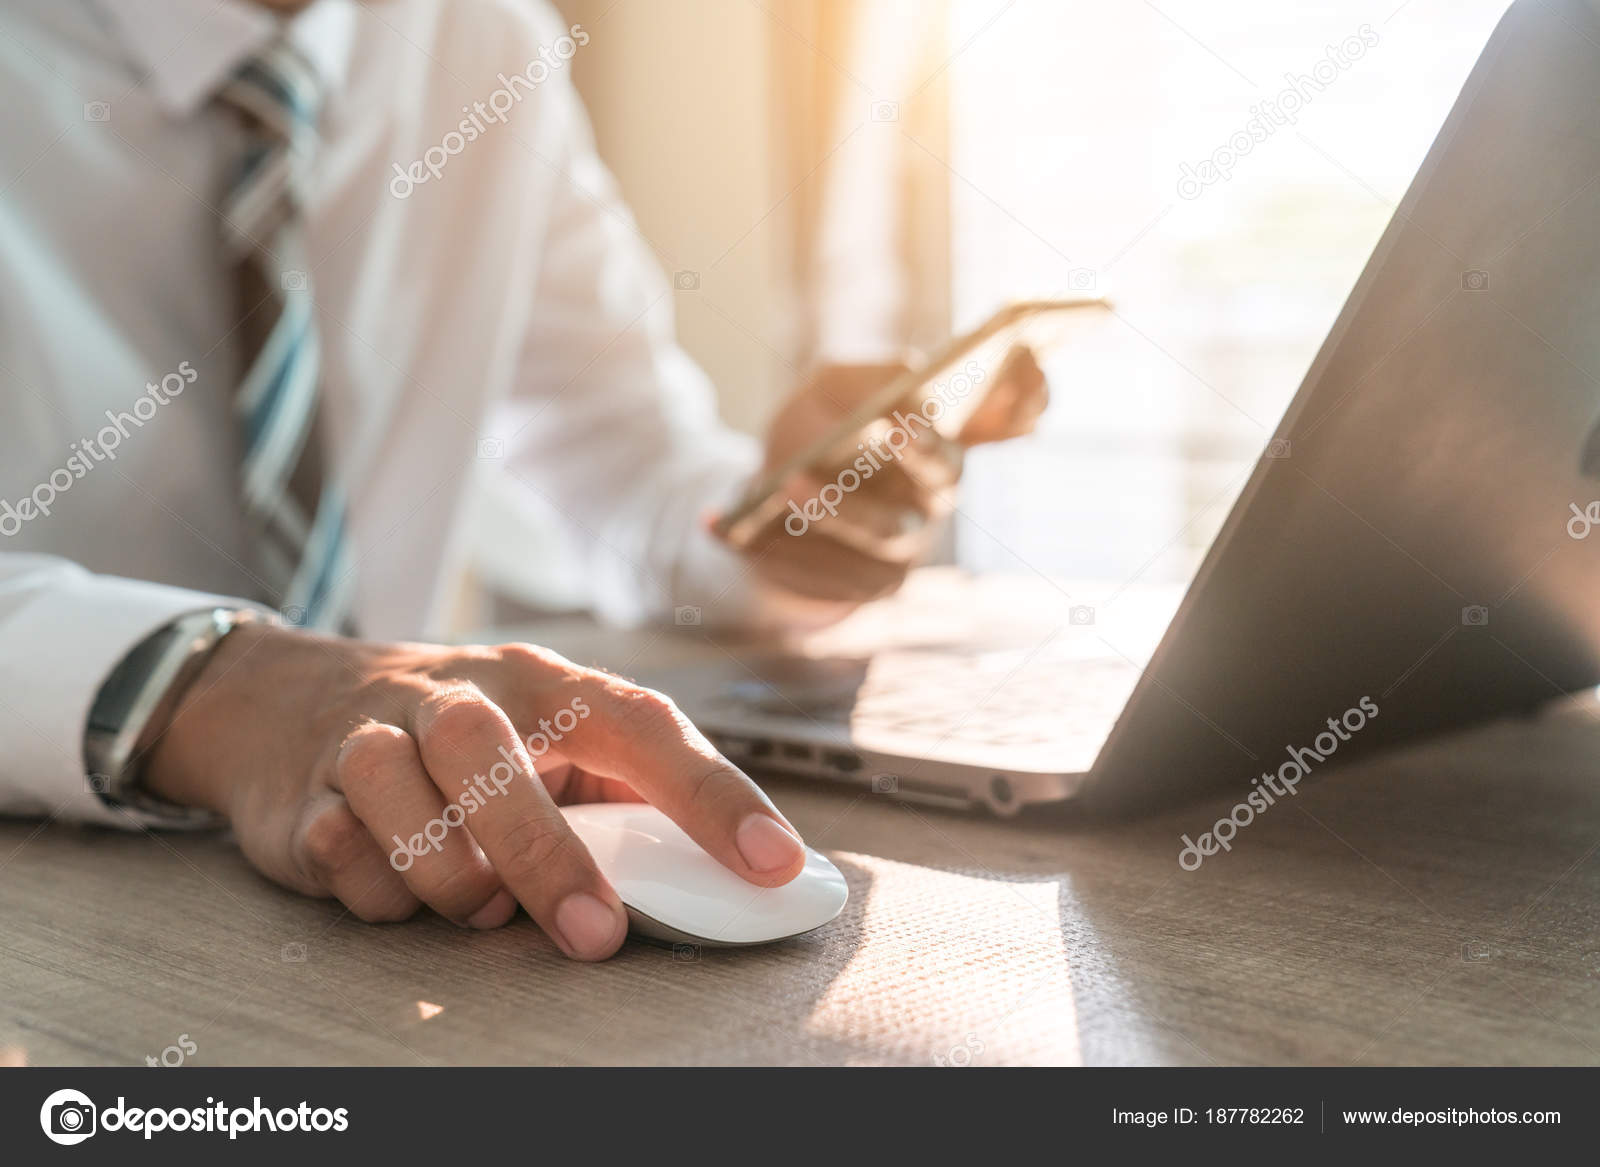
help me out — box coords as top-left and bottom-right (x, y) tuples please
(715, 650), (1142, 749)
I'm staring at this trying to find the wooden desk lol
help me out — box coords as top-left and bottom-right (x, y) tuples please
(3, 602), (1599, 1066)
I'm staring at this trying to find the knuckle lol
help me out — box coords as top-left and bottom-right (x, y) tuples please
(299, 807), (371, 879)
(700, 759), (771, 825)
(349, 892), (421, 924)
(418, 687), (503, 754)
(495, 814), (579, 884)
(496, 642), (576, 675)
(336, 722), (412, 794)
(679, 761), (739, 813)
(427, 859), (501, 914)
(605, 684), (684, 739)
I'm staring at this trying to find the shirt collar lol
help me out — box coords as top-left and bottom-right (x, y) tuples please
(88, 0), (355, 119)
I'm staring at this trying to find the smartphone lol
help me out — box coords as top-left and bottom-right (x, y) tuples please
(712, 296), (1111, 549)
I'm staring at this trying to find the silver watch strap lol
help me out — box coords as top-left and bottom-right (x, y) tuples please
(85, 607), (260, 826)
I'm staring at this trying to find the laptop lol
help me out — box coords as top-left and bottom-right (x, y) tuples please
(656, 0), (1600, 815)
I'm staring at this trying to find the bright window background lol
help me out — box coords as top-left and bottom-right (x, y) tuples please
(943, 0), (1512, 584)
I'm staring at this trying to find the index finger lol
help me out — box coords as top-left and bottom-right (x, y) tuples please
(493, 646), (808, 888)
(411, 687), (628, 961)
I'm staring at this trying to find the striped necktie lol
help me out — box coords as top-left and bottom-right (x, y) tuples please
(217, 40), (353, 631)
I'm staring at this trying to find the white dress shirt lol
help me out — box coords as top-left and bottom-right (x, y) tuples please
(0, 0), (810, 826)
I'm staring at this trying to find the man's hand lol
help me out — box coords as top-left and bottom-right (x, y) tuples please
(728, 347), (1048, 604)
(143, 623), (807, 960)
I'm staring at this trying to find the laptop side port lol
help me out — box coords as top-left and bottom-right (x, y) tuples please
(822, 750), (862, 773)
(869, 772), (975, 811)
(708, 732), (773, 762)
(715, 734), (757, 758)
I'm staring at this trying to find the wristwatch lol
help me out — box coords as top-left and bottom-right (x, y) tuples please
(84, 607), (261, 826)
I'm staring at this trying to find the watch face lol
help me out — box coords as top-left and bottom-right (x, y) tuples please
(87, 624), (184, 734)
(84, 610), (241, 797)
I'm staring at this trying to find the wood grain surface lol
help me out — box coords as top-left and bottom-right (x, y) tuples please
(3, 602), (1598, 1066)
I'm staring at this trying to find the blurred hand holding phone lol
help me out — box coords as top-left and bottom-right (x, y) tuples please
(713, 296), (1110, 553)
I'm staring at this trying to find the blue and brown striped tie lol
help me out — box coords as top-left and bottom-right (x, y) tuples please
(218, 40), (353, 630)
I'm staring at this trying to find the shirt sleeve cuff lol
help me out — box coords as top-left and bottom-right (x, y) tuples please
(0, 557), (262, 829)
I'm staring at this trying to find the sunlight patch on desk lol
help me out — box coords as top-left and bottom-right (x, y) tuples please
(806, 855), (1079, 1066)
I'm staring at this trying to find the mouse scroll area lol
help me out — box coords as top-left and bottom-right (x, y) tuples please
(561, 804), (848, 947)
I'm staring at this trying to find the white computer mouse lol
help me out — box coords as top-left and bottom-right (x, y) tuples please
(560, 803), (848, 948)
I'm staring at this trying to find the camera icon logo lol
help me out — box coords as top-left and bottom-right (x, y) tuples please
(1461, 940), (1492, 962)
(870, 100), (900, 122)
(40, 1088), (96, 1145)
(476, 437), (505, 460)
(83, 102), (110, 123)
(1068, 267), (1097, 291)
(1462, 269), (1490, 291)
(86, 772), (111, 796)
(672, 943), (702, 962)
(281, 941), (307, 963)
(281, 270), (308, 292)
(1265, 438), (1291, 459)
(870, 773), (899, 794)
(281, 604), (307, 626)
(1069, 604), (1095, 626)
(1461, 604), (1490, 627)
(674, 605), (702, 626)
(673, 270), (700, 291)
